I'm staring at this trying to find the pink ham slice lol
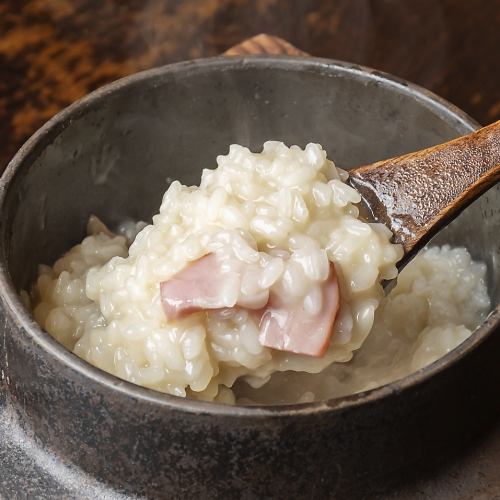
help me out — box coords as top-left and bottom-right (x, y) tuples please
(258, 265), (339, 357)
(160, 253), (236, 320)
(160, 254), (340, 357)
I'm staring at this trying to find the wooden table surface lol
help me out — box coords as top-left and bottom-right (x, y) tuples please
(0, 0), (499, 169)
(0, 1), (499, 497)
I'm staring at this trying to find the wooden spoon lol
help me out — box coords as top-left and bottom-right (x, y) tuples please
(227, 34), (500, 278)
(348, 120), (500, 269)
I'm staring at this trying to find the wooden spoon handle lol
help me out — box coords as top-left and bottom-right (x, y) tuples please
(349, 121), (500, 259)
(224, 34), (308, 56)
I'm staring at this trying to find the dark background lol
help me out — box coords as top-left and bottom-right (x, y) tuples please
(0, 0), (499, 169)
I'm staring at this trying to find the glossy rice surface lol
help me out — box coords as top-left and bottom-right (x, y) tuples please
(28, 143), (488, 403)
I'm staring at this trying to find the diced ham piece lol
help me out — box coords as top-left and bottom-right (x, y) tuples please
(160, 253), (238, 320)
(160, 253), (340, 357)
(258, 265), (339, 356)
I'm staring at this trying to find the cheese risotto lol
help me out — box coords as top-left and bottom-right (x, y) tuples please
(27, 142), (490, 404)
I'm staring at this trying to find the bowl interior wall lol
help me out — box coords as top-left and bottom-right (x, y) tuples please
(3, 58), (498, 305)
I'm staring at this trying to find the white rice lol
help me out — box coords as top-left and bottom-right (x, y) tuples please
(28, 142), (489, 404)
(234, 245), (490, 404)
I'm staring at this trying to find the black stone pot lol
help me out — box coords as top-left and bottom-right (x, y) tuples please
(0, 56), (499, 499)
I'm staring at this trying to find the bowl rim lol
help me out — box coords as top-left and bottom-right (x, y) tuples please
(1, 54), (498, 418)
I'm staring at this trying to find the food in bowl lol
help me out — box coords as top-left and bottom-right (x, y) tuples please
(26, 142), (490, 403)
(235, 244), (490, 403)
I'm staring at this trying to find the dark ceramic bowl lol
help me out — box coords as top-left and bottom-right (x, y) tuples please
(0, 56), (499, 498)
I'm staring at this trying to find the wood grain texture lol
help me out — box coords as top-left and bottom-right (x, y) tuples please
(0, 0), (498, 171)
(224, 33), (307, 56)
(349, 121), (500, 258)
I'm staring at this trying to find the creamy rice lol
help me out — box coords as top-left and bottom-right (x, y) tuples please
(28, 142), (489, 404)
(234, 245), (490, 404)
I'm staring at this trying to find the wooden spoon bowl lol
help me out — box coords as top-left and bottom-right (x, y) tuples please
(350, 121), (499, 268)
